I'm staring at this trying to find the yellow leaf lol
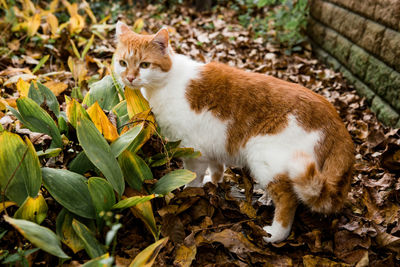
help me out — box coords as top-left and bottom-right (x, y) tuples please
(5, 97), (17, 108)
(68, 57), (87, 85)
(66, 97), (89, 128)
(87, 102), (119, 142)
(27, 13), (41, 37)
(46, 13), (59, 36)
(22, 0), (36, 15)
(12, 22), (28, 32)
(0, 201), (17, 214)
(1, 0), (8, 9)
(43, 81), (68, 96)
(133, 18), (144, 33)
(0, 98), (7, 111)
(69, 14), (85, 35)
(57, 209), (85, 253)
(14, 194), (48, 224)
(82, 0), (97, 24)
(16, 78), (30, 97)
(49, 0), (59, 12)
(125, 87), (150, 118)
(129, 237), (168, 267)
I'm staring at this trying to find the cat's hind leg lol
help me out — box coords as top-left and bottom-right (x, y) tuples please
(183, 158), (209, 187)
(209, 161), (224, 184)
(263, 174), (298, 243)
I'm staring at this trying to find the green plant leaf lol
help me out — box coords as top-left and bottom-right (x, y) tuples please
(32, 55), (49, 74)
(16, 97), (62, 148)
(129, 237), (168, 267)
(28, 82), (43, 105)
(4, 216), (70, 259)
(112, 195), (156, 210)
(72, 219), (106, 259)
(83, 75), (119, 111)
(112, 100), (129, 132)
(82, 253), (113, 267)
(37, 82), (60, 117)
(152, 170), (196, 195)
(14, 194), (48, 224)
(68, 151), (96, 174)
(119, 150), (152, 190)
(110, 125), (142, 157)
(36, 148), (62, 158)
(77, 117), (124, 196)
(56, 208), (85, 253)
(81, 35), (94, 60)
(0, 132), (41, 205)
(42, 168), (96, 219)
(88, 177), (116, 217)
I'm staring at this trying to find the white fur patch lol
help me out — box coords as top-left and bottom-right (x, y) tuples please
(263, 221), (291, 243)
(244, 115), (321, 189)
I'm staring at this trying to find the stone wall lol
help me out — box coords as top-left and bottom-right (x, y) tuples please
(307, 0), (400, 127)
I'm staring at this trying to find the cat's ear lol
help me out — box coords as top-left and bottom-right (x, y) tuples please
(115, 21), (131, 40)
(151, 28), (169, 54)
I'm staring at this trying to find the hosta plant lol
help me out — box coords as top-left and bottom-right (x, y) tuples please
(0, 75), (199, 265)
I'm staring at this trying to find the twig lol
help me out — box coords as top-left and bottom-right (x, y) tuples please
(193, 218), (257, 233)
(2, 147), (29, 216)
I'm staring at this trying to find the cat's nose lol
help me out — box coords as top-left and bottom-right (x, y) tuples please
(127, 75), (135, 82)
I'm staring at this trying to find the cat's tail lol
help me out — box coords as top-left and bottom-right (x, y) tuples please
(292, 161), (352, 214)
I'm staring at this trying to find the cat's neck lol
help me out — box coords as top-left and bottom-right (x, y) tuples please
(143, 53), (203, 99)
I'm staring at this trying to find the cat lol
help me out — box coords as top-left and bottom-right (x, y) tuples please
(113, 21), (354, 243)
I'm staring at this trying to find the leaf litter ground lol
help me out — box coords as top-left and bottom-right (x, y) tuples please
(1, 3), (400, 267)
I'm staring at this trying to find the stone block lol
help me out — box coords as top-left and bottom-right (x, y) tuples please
(358, 0), (376, 18)
(386, 71), (400, 112)
(328, 0), (353, 10)
(310, 0), (324, 21)
(326, 54), (341, 70)
(348, 45), (370, 80)
(358, 20), (385, 57)
(353, 79), (376, 103)
(328, 4), (348, 33)
(321, 28), (338, 54)
(307, 18), (326, 46)
(364, 56), (393, 97)
(319, 1), (335, 26)
(312, 45), (329, 61)
(371, 96), (400, 126)
(380, 28), (400, 72)
(333, 34), (352, 64)
(374, 0), (400, 30)
(340, 66), (356, 84)
(339, 11), (367, 42)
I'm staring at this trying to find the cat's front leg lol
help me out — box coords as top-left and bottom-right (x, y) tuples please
(183, 158), (209, 187)
(263, 174), (297, 243)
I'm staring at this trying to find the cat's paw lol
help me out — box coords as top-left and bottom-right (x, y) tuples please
(262, 223), (291, 243)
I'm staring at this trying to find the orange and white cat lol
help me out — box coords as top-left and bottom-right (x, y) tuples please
(114, 21), (354, 243)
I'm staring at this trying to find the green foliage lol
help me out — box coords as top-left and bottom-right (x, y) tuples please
(1, 72), (201, 262)
(235, 0), (309, 50)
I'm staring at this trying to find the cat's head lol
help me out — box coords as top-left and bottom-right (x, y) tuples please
(114, 21), (172, 89)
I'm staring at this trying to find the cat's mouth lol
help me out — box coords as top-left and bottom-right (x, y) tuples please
(123, 79), (143, 88)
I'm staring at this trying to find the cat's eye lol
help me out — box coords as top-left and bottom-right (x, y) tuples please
(140, 62), (150, 69)
(119, 60), (127, 67)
